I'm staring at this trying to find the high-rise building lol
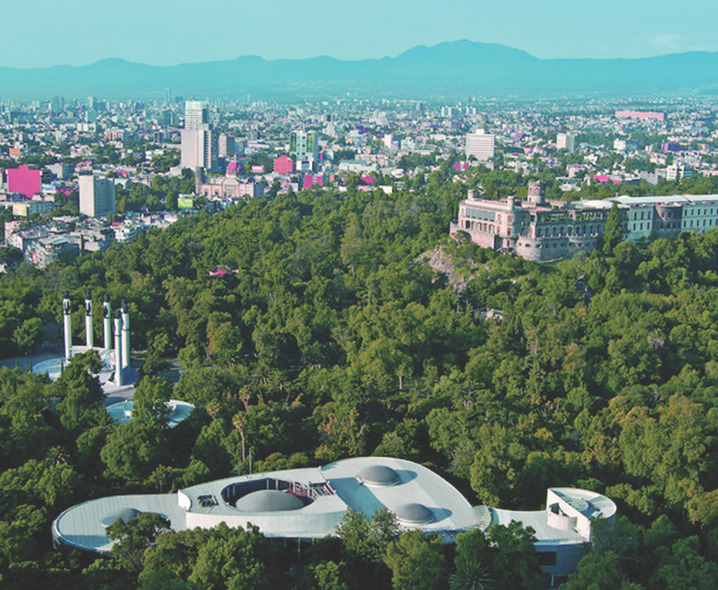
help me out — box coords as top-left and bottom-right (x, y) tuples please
(181, 127), (218, 172)
(181, 101), (217, 172)
(50, 96), (64, 113)
(218, 133), (236, 158)
(465, 130), (495, 161)
(183, 100), (209, 129)
(158, 110), (173, 127)
(79, 175), (115, 218)
(556, 132), (575, 152)
(290, 131), (319, 166)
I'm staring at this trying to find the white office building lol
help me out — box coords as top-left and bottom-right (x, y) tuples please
(79, 175), (115, 218)
(465, 130), (495, 161)
(181, 101), (218, 172)
(556, 133), (576, 152)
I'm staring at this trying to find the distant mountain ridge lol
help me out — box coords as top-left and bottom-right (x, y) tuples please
(1, 40), (716, 100)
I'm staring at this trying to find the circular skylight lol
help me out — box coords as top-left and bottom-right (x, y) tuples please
(235, 490), (305, 512)
(360, 464), (400, 487)
(394, 503), (434, 524)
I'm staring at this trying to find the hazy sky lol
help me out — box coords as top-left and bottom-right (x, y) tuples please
(2, 0), (717, 68)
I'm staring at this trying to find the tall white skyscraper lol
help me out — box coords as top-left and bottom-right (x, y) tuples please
(181, 101), (217, 172)
(465, 130), (495, 161)
(79, 175), (115, 218)
(183, 100), (209, 129)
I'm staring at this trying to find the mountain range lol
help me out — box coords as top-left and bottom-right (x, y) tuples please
(1, 40), (717, 101)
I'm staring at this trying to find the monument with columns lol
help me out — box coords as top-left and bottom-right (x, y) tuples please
(34, 294), (138, 391)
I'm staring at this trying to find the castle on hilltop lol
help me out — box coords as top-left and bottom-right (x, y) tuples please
(450, 181), (718, 261)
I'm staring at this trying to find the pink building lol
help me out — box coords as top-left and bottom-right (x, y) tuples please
(226, 161), (241, 176)
(226, 158), (250, 176)
(7, 165), (41, 198)
(274, 156), (294, 175)
(592, 174), (621, 185)
(615, 110), (665, 121)
(200, 176), (265, 199)
(303, 175), (323, 189)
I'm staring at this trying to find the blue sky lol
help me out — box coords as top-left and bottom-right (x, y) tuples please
(2, 0), (717, 68)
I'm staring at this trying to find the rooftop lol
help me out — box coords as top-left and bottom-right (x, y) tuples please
(52, 457), (481, 552)
(52, 459), (615, 556)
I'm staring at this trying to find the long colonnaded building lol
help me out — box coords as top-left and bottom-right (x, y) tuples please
(450, 182), (718, 261)
(52, 457), (615, 584)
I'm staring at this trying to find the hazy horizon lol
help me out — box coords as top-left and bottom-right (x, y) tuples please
(3, 0), (717, 69)
(2, 39), (717, 72)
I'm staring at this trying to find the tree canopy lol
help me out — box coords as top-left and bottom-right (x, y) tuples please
(1, 166), (718, 587)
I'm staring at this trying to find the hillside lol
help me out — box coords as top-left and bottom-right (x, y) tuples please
(1, 41), (717, 100)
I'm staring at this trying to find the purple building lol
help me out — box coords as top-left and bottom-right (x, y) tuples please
(661, 142), (682, 153)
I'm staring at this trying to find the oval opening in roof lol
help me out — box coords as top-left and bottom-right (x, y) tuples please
(101, 507), (142, 528)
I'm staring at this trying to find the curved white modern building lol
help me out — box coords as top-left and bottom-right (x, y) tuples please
(52, 457), (615, 581)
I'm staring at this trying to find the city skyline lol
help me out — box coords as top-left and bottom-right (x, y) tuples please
(2, 0), (717, 69)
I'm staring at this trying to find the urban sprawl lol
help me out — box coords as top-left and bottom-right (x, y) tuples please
(2, 96), (718, 269)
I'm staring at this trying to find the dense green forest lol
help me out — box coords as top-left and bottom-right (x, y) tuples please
(1, 167), (718, 588)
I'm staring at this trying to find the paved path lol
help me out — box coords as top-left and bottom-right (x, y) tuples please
(1, 349), (137, 405)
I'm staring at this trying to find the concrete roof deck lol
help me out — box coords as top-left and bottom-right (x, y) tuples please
(491, 508), (586, 546)
(551, 487), (617, 520)
(52, 458), (482, 552)
(682, 194), (718, 203)
(181, 467), (348, 518)
(613, 195), (690, 206)
(322, 457), (479, 535)
(463, 198), (511, 210)
(52, 458), (614, 554)
(52, 493), (186, 553)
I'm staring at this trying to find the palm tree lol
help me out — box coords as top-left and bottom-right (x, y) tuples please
(450, 559), (494, 590)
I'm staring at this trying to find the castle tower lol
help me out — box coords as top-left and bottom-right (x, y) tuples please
(527, 181), (543, 206)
